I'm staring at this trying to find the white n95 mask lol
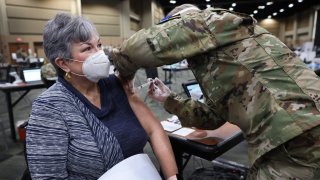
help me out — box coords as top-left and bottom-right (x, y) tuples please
(69, 50), (111, 83)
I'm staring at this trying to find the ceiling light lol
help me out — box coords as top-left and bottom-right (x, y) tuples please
(229, 7), (234, 11)
(207, 4), (211, 8)
(169, 0), (176, 4)
(279, 9), (284, 12)
(298, 0), (303, 2)
(254, 10), (258, 14)
(268, 15), (272, 19)
(273, 12), (277, 16)
(258, 6), (265, 9)
(266, 2), (273, 6)
(232, 3), (236, 7)
(206, 0), (211, 2)
(288, 3), (294, 8)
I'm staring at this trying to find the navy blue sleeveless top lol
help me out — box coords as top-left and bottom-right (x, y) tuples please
(60, 75), (148, 158)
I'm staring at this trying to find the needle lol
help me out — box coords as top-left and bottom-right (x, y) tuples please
(136, 82), (150, 89)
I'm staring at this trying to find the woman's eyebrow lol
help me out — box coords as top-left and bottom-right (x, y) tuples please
(79, 42), (91, 45)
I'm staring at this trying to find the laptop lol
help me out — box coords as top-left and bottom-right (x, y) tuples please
(182, 81), (204, 102)
(21, 68), (42, 84)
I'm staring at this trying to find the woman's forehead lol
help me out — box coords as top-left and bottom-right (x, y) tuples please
(74, 34), (100, 45)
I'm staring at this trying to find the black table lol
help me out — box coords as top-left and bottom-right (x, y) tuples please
(0, 82), (46, 140)
(162, 65), (189, 84)
(167, 123), (244, 180)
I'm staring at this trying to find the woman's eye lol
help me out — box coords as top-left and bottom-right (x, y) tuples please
(97, 43), (102, 49)
(84, 47), (91, 51)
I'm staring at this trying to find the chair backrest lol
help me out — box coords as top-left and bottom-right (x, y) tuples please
(0, 64), (11, 83)
(21, 121), (32, 180)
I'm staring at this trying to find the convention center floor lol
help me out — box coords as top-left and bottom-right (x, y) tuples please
(0, 67), (249, 180)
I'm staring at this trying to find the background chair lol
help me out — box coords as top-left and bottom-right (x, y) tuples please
(0, 64), (11, 83)
(0, 120), (8, 151)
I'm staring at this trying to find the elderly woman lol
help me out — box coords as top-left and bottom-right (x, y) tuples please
(26, 13), (178, 179)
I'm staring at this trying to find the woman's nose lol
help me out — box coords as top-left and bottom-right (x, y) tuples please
(93, 47), (100, 53)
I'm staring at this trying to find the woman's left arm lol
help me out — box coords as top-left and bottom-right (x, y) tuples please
(125, 89), (178, 179)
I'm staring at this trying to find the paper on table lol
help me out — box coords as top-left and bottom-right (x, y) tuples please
(98, 154), (161, 180)
(0, 83), (19, 87)
(172, 127), (195, 137)
(161, 121), (182, 132)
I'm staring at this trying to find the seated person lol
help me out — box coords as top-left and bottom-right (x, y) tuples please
(40, 60), (57, 88)
(26, 13), (178, 180)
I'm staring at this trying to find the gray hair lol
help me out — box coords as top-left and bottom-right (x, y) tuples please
(43, 13), (98, 76)
(167, 4), (200, 17)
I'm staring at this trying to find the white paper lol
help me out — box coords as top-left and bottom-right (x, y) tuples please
(11, 53), (17, 60)
(161, 121), (182, 132)
(172, 127), (195, 137)
(98, 154), (161, 180)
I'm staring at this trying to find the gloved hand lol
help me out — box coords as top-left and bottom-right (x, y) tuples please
(103, 46), (117, 63)
(167, 175), (178, 180)
(147, 77), (171, 103)
(104, 46), (136, 80)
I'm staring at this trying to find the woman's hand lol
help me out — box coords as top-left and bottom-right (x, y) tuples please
(147, 78), (171, 103)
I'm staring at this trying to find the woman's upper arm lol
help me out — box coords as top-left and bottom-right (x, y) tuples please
(26, 100), (69, 179)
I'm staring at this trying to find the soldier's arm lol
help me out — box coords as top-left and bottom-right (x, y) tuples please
(164, 93), (226, 130)
(114, 12), (219, 78)
(114, 9), (255, 78)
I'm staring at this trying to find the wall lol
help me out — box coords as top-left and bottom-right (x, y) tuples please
(281, 8), (315, 48)
(0, 0), (163, 63)
(0, 0), (80, 63)
(257, 7), (315, 49)
(81, 0), (123, 47)
(259, 18), (281, 38)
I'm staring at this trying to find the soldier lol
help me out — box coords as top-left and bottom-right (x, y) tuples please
(40, 60), (57, 88)
(109, 4), (320, 179)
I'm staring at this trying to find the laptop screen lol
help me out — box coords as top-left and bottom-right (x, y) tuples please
(182, 81), (204, 102)
(22, 68), (42, 83)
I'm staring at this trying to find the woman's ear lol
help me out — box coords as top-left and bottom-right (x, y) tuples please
(55, 57), (69, 73)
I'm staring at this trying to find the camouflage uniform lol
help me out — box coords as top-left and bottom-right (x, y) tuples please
(41, 62), (56, 80)
(113, 8), (320, 179)
(40, 62), (57, 87)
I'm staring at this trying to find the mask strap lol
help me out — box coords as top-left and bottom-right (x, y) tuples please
(63, 58), (84, 63)
(70, 71), (86, 77)
(62, 58), (85, 76)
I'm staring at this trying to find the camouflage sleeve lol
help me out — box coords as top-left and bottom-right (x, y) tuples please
(115, 9), (255, 78)
(115, 11), (219, 78)
(163, 93), (226, 130)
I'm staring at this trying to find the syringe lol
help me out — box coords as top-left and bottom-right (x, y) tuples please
(136, 82), (150, 89)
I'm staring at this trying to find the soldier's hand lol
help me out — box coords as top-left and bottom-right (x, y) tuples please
(147, 78), (171, 103)
(104, 46), (119, 64)
(105, 46), (136, 80)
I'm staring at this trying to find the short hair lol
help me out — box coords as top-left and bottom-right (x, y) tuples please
(166, 4), (200, 17)
(43, 13), (99, 77)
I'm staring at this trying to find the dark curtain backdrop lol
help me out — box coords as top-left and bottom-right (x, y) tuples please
(315, 10), (320, 57)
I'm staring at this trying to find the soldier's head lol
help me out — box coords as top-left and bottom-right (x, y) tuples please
(160, 4), (200, 23)
(167, 4), (200, 17)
